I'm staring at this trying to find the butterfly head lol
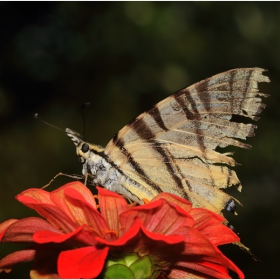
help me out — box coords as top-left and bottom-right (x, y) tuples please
(66, 128), (89, 164)
(66, 128), (104, 165)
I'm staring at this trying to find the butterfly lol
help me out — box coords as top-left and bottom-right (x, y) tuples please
(66, 68), (270, 218)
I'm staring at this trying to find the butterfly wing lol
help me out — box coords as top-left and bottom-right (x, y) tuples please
(104, 68), (270, 215)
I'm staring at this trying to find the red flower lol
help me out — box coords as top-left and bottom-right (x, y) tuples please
(0, 181), (244, 278)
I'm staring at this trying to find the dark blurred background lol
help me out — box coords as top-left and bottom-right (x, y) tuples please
(0, 2), (279, 278)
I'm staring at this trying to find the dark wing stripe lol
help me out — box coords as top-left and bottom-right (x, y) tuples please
(174, 93), (196, 120)
(184, 92), (206, 150)
(229, 70), (235, 114)
(185, 91), (200, 115)
(240, 69), (253, 114)
(185, 92), (215, 186)
(174, 93), (206, 153)
(175, 92), (216, 188)
(148, 105), (168, 131)
(129, 118), (155, 140)
(197, 84), (211, 112)
(159, 143), (191, 199)
(152, 143), (189, 200)
(112, 135), (163, 194)
(130, 117), (190, 199)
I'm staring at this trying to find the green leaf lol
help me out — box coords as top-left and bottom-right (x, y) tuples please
(124, 253), (139, 266)
(104, 264), (135, 279)
(129, 255), (153, 279)
(105, 258), (126, 267)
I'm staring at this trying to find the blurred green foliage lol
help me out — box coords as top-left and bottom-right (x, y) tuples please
(0, 2), (279, 278)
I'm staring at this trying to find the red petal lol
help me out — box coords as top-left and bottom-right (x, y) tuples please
(50, 182), (98, 222)
(198, 222), (240, 246)
(158, 225), (244, 278)
(191, 208), (224, 228)
(33, 225), (84, 244)
(62, 187), (110, 238)
(0, 219), (18, 241)
(151, 192), (192, 213)
(1, 217), (61, 243)
(120, 199), (194, 235)
(17, 192), (78, 232)
(190, 208), (239, 245)
(98, 218), (184, 248)
(168, 262), (230, 279)
(33, 224), (100, 246)
(0, 250), (36, 271)
(170, 258), (244, 279)
(57, 246), (109, 278)
(52, 181), (97, 208)
(97, 187), (130, 234)
(95, 218), (141, 246)
(70, 225), (100, 246)
(16, 184), (110, 237)
(16, 188), (53, 204)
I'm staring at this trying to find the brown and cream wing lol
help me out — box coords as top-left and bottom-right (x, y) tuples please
(104, 68), (270, 215)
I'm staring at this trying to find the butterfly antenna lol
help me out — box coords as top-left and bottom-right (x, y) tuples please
(34, 113), (65, 132)
(81, 102), (90, 141)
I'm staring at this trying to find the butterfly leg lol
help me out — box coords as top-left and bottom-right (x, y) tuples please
(41, 172), (84, 189)
(83, 172), (95, 186)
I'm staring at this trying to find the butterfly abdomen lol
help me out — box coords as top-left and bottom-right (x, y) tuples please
(85, 148), (158, 204)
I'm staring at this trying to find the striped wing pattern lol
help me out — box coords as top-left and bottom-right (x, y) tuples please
(104, 68), (270, 215)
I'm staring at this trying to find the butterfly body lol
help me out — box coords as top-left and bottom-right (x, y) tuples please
(66, 128), (158, 204)
(67, 68), (270, 217)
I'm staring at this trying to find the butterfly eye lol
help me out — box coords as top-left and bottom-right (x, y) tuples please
(78, 156), (85, 163)
(82, 143), (89, 153)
